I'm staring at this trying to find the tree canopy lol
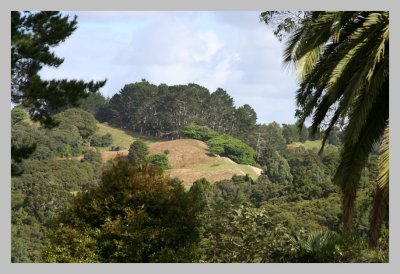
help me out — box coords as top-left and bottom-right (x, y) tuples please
(43, 160), (203, 262)
(11, 11), (106, 175)
(11, 11), (106, 126)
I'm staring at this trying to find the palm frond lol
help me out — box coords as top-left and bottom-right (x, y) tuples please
(282, 11), (389, 235)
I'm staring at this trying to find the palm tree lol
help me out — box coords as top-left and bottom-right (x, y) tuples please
(289, 230), (337, 262)
(280, 11), (389, 238)
(369, 124), (389, 247)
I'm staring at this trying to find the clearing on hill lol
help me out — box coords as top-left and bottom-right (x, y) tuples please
(101, 138), (262, 186)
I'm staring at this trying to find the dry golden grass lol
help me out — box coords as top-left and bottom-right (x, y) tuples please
(148, 139), (218, 168)
(101, 150), (129, 162)
(149, 139), (261, 186)
(99, 138), (262, 186)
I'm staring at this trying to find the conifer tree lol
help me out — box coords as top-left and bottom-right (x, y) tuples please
(11, 11), (106, 175)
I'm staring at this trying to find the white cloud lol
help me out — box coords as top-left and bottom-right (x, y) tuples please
(191, 31), (223, 63)
(39, 11), (299, 124)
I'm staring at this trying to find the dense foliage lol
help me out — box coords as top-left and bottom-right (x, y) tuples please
(257, 145), (293, 185)
(194, 171), (387, 262)
(11, 158), (101, 262)
(43, 160), (203, 262)
(90, 133), (113, 147)
(11, 103), (388, 263)
(146, 153), (171, 171)
(182, 124), (257, 165)
(11, 108), (98, 161)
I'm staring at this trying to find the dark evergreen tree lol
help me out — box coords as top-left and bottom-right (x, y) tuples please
(11, 11), (106, 174)
(206, 88), (236, 134)
(11, 11), (106, 126)
(232, 104), (258, 144)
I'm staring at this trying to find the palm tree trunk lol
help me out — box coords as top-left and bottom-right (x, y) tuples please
(342, 188), (357, 234)
(369, 185), (387, 248)
(369, 124), (389, 248)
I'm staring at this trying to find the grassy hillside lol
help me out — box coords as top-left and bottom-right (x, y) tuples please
(149, 139), (262, 185)
(95, 123), (159, 151)
(95, 123), (262, 185)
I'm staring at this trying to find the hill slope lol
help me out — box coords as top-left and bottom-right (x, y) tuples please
(149, 139), (262, 185)
(96, 123), (158, 151)
(96, 123), (262, 185)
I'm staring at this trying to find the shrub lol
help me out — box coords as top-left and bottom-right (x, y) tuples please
(181, 124), (219, 141)
(128, 140), (149, 164)
(147, 153), (171, 171)
(207, 135), (257, 165)
(181, 124), (256, 165)
(90, 133), (113, 147)
(83, 149), (102, 163)
(53, 108), (98, 140)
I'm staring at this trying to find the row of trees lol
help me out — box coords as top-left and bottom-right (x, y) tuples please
(93, 80), (257, 141)
(84, 87), (341, 163)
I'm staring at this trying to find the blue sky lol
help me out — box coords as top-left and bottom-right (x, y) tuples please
(40, 11), (299, 125)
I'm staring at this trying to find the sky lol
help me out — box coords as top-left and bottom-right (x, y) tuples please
(39, 11), (299, 125)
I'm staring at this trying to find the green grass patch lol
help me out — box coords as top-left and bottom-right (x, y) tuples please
(95, 123), (160, 151)
(191, 157), (260, 181)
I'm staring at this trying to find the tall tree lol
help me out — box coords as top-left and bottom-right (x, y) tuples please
(11, 11), (106, 126)
(11, 11), (106, 174)
(206, 88), (236, 134)
(282, 123), (300, 144)
(233, 104), (258, 144)
(258, 122), (287, 156)
(264, 11), (389, 235)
